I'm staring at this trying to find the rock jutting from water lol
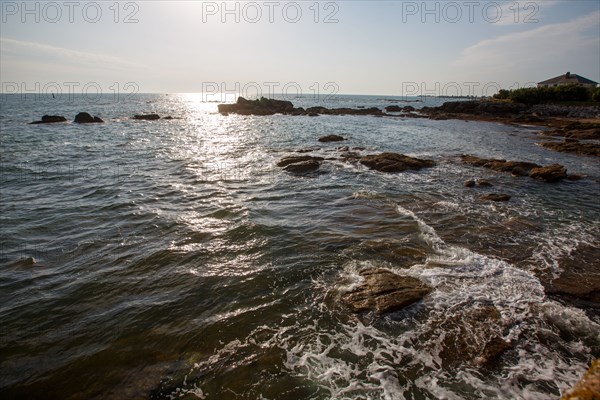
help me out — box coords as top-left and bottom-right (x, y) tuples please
(318, 134), (345, 142)
(277, 155), (324, 174)
(460, 155), (577, 182)
(30, 115), (67, 124)
(342, 268), (432, 314)
(360, 152), (435, 173)
(74, 112), (104, 123)
(133, 114), (161, 121)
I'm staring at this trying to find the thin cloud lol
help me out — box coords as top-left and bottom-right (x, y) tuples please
(454, 11), (600, 69)
(0, 37), (145, 72)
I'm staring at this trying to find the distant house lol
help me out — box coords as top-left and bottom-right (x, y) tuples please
(537, 72), (598, 88)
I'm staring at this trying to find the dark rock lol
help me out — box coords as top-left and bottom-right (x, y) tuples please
(385, 105), (403, 112)
(162, 116), (174, 120)
(511, 167), (529, 177)
(530, 164), (567, 182)
(475, 336), (512, 368)
(461, 155), (541, 175)
(342, 268), (431, 314)
(402, 105), (416, 112)
(283, 160), (320, 174)
(360, 152), (435, 173)
(134, 114), (160, 120)
(352, 147), (366, 151)
(308, 112), (319, 117)
(464, 179), (476, 188)
(477, 179), (493, 187)
(561, 359), (600, 400)
(218, 96), (294, 116)
(74, 112), (103, 123)
(337, 146), (349, 152)
(30, 115), (67, 124)
(319, 134), (345, 142)
(480, 194), (511, 202)
(567, 174), (584, 181)
(277, 156), (324, 168)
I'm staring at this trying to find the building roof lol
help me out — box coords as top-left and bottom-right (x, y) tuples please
(538, 72), (598, 85)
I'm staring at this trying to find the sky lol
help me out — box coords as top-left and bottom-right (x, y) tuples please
(1, 0), (599, 96)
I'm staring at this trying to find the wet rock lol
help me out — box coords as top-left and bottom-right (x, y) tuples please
(477, 179), (493, 187)
(357, 240), (427, 267)
(474, 336), (512, 368)
(30, 115), (67, 124)
(342, 268), (431, 314)
(360, 152), (435, 173)
(511, 166), (529, 177)
(162, 116), (174, 120)
(403, 105), (416, 112)
(74, 112), (103, 123)
(461, 155), (541, 174)
(561, 359), (600, 400)
(567, 174), (584, 181)
(480, 194), (511, 202)
(464, 179), (476, 188)
(530, 164), (567, 182)
(385, 105), (403, 112)
(276, 155), (324, 168)
(134, 114), (160, 121)
(283, 160), (320, 174)
(319, 134), (345, 142)
(539, 141), (600, 157)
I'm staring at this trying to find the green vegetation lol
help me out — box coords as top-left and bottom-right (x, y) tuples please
(493, 84), (599, 105)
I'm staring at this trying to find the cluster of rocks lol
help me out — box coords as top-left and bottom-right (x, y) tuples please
(531, 104), (600, 119)
(31, 113), (103, 124)
(460, 155), (580, 182)
(30, 113), (175, 124)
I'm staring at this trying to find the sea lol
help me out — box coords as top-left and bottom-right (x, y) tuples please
(1, 93), (599, 399)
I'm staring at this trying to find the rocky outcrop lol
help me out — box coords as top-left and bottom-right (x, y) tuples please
(218, 97), (295, 115)
(133, 114), (161, 120)
(423, 101), (529, 118)
(464, 179), (493, 188)
(360, 152), (435, 173)
(529, 164), (567, 182)
(276, 155), (324, 168)
(283, 160), (320, 173)
(277, 155), (324, 174)
(561, 359), (600, 400)
(539, 140), (600, 157)
(74, 112), (103, 123)
(342, 268), (431, 314)
(385, 105), (403, 112)
(30, 115), (67, 124)
(318, 134), (345, 142)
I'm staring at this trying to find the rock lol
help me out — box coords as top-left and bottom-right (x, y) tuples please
(30, 115), (67, 124)
(530, 164), (567, 182)
(403, 106), (416, 112)
(162, 116), (174, 120)
(511, 167), (529, 177)
(319, 134), (345, 142)
(464, 179), (476, 188)
(474, 336), (512, 368)
(360, 152), (435, 173)
(74, 112), (103, 123)
(385, 105), (403, 112)
(539, 141), (600, 157)
(308, 112), (319, 117)
(134, 114), (160, 120)
(477, 179), (493, 187)
(561, 359), (600, 400)
(567, 174), (584, 181)
(283, 160), (320, 174)
(276, 156), (324, 168)
(480, 194), (511, 202)
(342, 268), (431, 314)
(218, 96), (295, 115)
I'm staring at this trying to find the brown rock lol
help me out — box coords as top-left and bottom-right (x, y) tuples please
(561, 359), (600, 400)
(477, 179), (493, 187)
(464, 179), (476, 187)
(30, 115), (67, 124)
(475, 336), (512, 368)
(277, 156), (324, 168)
(283, 160), (320, 173)
(360, 152), (435, 173)
(539, 141), (600, 157)
(530, 164), (568, 182)
(342, 268), (431, 314)
(480, 194), (511, 202)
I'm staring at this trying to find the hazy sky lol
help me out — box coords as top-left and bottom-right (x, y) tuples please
(1, 0), (599, 96)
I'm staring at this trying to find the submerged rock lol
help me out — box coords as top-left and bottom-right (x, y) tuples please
(318, 134), (345, 142)
(561, 359), (600, 400)
(30, 115), (67, 124)
(480, 194), (511, 202)
(133, 114), (160, 121)
(360, 152), (435, 173)
(74, 112), (103, 123)
(342, 268), (431, 314)
(529, 164), (567, 182)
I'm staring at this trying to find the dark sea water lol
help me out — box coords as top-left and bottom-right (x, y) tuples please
(0, 93), (599, 399)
